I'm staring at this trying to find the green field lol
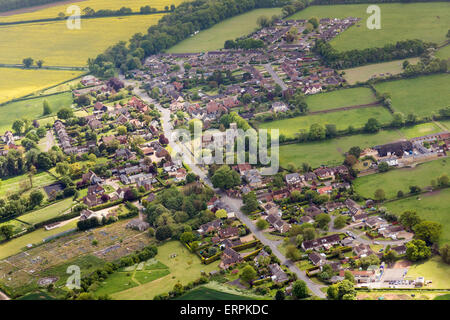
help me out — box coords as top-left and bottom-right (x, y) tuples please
(279, 128), (403, 169)
(176, 286), (255, 300)
(305, 87), (377, 112)
(289, 3), (450, 51)
(342, 58), (419, 84)
(0, 68), (83, 104)
(112, 241), (220, 300)
(0, 219), (78, 259)
(406, 256), (450, 288)
(354, 158), (449, 200)
(435, 45), (450, 60)
(17, 198), (74, 225)
(167, 8), (283, 53)
(0, 171), (56, 198)
(0, 92), (73, 134)
(398, 122), (442, 139)
(434, 294), (450, 300)
(385, 188), (450, 245)
(374, 74), (450, 117)
(258, 106), (392, 138)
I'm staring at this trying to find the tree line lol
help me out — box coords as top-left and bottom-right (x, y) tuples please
(314, 38), (433, 69)
(88, 0), (295, 77)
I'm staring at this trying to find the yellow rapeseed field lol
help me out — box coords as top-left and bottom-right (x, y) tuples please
(0, 68), (84, 103)
(0, 0), (184, 22)
(0, 14), (164, 66)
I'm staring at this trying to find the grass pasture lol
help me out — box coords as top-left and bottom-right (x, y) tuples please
(385, 188), (450, 245)
(373, 74), (450, 117)
(289, 3), (450, 51)
(0, 171), (56, 198)
(279, 129), (402, 169)
(0, 14), (165, 66)
(353, 158), (449, 200)
(397, 122), (442, 139)
(17, 198), (74, 225)
(305, 87), (377, 112)
(258, 106), (392, 138)
(167, 8), (283, 53)
(435, 45), (450, 61)
(0, 68), (83, 104)
(406, 256), (450, 288)
(342, 58), (419, 84)
(112, 241), (220, 300)
(0, 91), (73, 134)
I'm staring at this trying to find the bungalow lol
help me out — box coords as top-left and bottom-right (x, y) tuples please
(126, 219), (150, 232)
(317, 185), (332, 195)
(285, 172), (301, 185)
(314, 167), (335, 180)
(299, 215), (314, 224)
(198, 219), (222, 234)
(309, 252), (326, 266)
(218, 227), (239, 239)
(220, 247), (243, 269)
(391, 245), (407, 255)
(272, 188), (290, 201)
(271, 102), (289, 113)
(353, 243), (373, 258)
(81, 171), (102, 185)
(304, 205), (322, 217)
(339, 270), (375, 283)
(269, 264), (289, 283)
(244, 169), (263, 189)
(87, 184), (105, 196)
(301, 234), (340, 251)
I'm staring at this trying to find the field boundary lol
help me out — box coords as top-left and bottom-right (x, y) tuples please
(308, 101), (381, 115)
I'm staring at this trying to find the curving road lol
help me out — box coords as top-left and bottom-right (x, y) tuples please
(130, 79), (326, 298)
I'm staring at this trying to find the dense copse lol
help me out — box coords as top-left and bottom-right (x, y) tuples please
(88, 0), (294, 77)
(314, 39), (432, 69)
(0, 0), (66, 13)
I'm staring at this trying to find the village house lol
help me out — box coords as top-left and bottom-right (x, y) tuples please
(220, 247), (243, 269)
(301, 234), (340, 251)
(269, 263), (289, 283)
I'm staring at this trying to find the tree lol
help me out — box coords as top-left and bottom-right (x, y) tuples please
(308, 17), (319, 29)
(29, 190), (44, 208)
(409, 185), (421, 194)
(364, 118), (380, 133)
(374, 189), (386, 201)
(23, 57), (34, 68)
(378, 162), (389, 173)
(292, 280), (308, 299)
(275, 290), (285, 301)
(315, 213), (331, 230)
(413, 221), (442, 244)
(348, 146), (361, 159)
(437, 174), (449, 187)
(406, 239), (431, 261)
(285, 245), (301, 261)
(36, 60), (44, 68)
(240, 265), (257, 284)
(215, 209), (227, 219)
(57, 107), (74, 120)
(399, 211), (421, 230)
(0, 225), (14, 240)
(180, 231), (194, 243)
(211, 165), (240, 190)
(344, 154), (357, 167)
(308, 123), (326, 141)
(43, 100), (52, 115)
(334, 215), (347, 229)
(155, 225), (172, 241)
(256, 218), (269, 230)
(344, 271), (355, 284)
(327, 280), (356, 300)
(440, 244), (450, 264)
(74, 94), (91, 107)
(12, 119), (24, 134)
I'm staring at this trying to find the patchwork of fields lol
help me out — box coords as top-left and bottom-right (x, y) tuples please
(289, 3), (450, 51)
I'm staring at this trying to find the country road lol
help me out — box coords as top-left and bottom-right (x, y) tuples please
(264, 63), (287, 91)
(221, 194), (326, 299)
(130, 79), (326, 298)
